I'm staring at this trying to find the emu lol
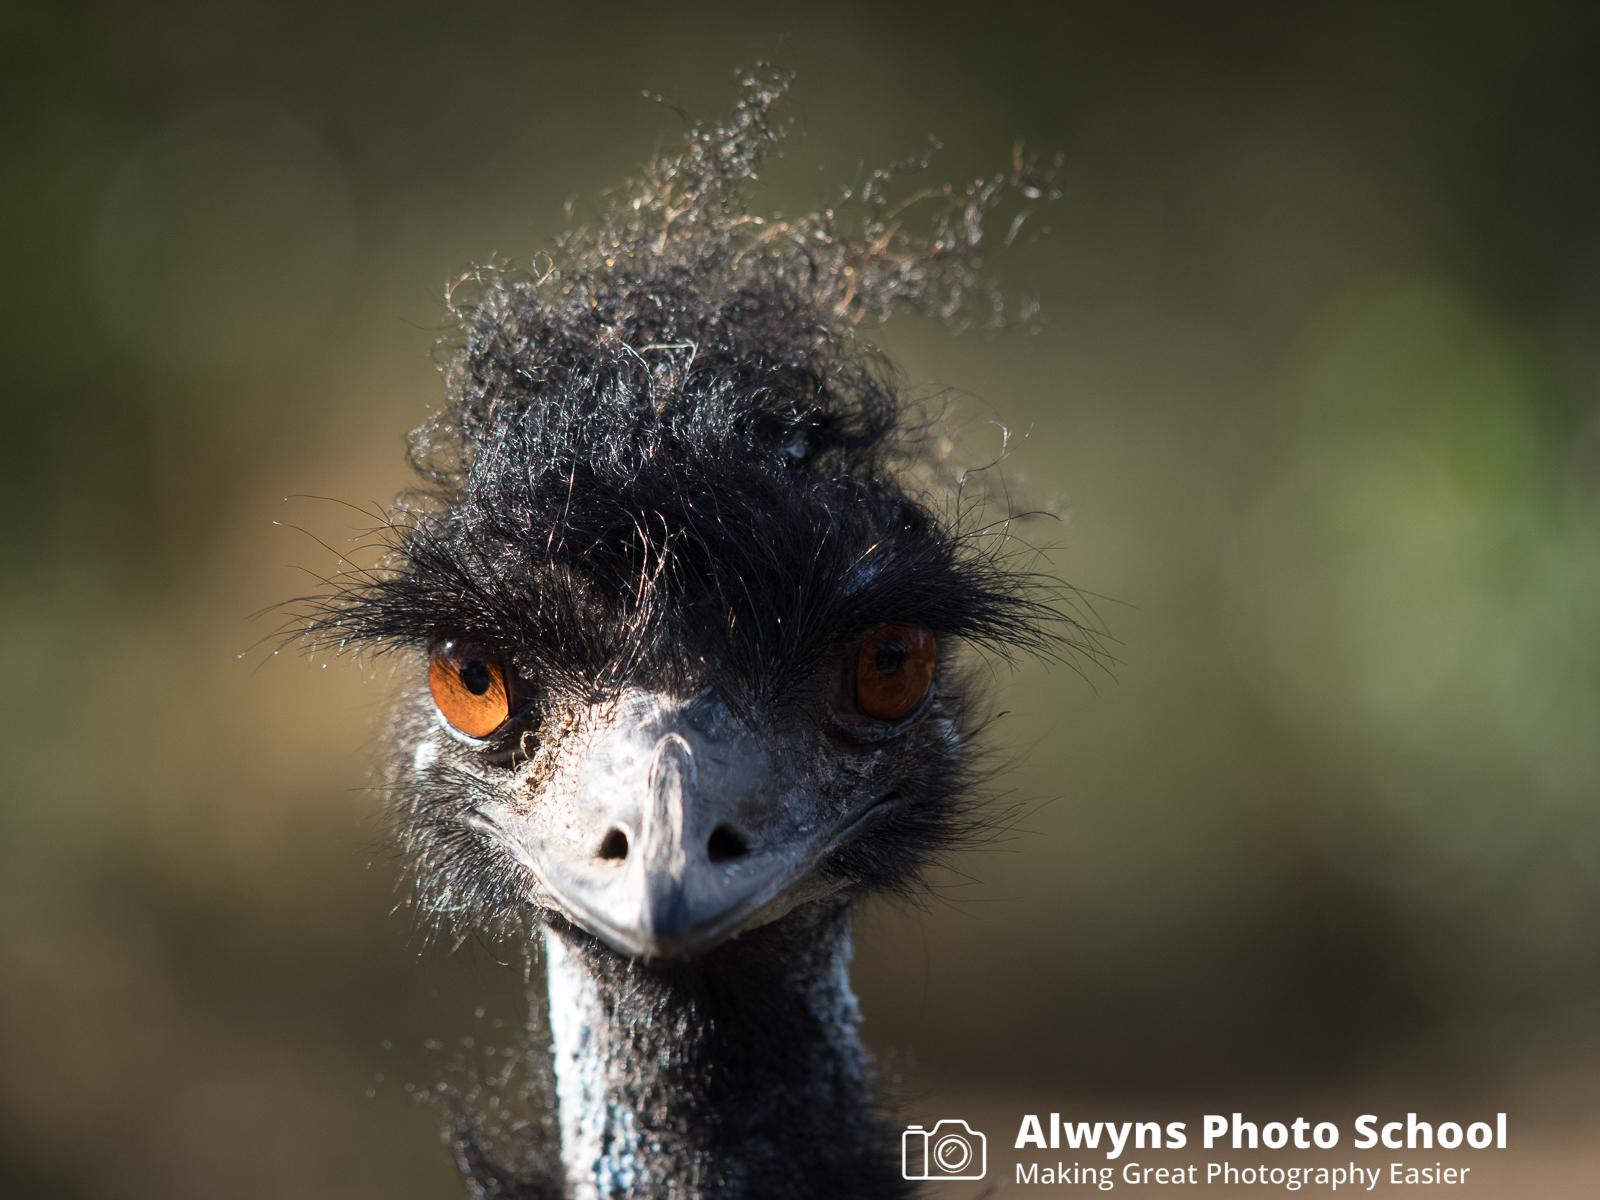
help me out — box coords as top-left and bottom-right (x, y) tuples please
(295, 73), (1084, 1199)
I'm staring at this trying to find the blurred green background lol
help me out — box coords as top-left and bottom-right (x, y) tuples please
(4, 1), (1598, 1196)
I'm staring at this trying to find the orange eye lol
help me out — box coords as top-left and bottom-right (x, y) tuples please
(428, 639), (511, 738)
(854, 625), (937, 722)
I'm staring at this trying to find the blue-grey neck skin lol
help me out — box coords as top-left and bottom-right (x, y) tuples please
(540, 904), (910, 1200)
(544, 931), (650, 1198)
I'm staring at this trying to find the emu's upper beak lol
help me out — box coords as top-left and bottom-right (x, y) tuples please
(499, 691), (839, 961)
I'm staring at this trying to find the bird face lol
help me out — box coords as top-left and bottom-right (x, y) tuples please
(298, 423), (1060, 966)
(298, 415), (1062, 964)
(408, 620), (953, 961)
(280, 370), (1068, 964)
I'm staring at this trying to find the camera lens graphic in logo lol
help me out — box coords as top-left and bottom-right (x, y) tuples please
(901, 1119), (987, 1181)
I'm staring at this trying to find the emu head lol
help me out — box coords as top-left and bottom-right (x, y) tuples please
(298, 73), (1076, 961)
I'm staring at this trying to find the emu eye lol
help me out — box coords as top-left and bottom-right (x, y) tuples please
(428, 639), (511, 738)
(853, 625), (937, 722)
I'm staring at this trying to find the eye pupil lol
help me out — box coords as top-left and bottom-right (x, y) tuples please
(874, 641), (906, 675)
(460, 658), (492, 695)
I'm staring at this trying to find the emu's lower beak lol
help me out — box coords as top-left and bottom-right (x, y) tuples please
(506, 692), (833, 961)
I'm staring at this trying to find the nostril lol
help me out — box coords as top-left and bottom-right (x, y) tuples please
(597, 828), (629, 861)
(706, 824), (750, 863)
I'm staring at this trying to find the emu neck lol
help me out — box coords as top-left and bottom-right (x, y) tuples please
(540, 905), (906, 1200)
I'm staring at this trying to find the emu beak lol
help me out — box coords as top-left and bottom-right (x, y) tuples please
(509, 691), (833, 961)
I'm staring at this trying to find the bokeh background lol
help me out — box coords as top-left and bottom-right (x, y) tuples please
(4, 1), (1598, 1195)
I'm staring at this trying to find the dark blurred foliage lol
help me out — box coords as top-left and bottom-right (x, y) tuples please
(3, 1), (1599, 1196)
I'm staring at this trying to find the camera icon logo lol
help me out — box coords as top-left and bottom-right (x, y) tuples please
(902, 1118), (987, 1181)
